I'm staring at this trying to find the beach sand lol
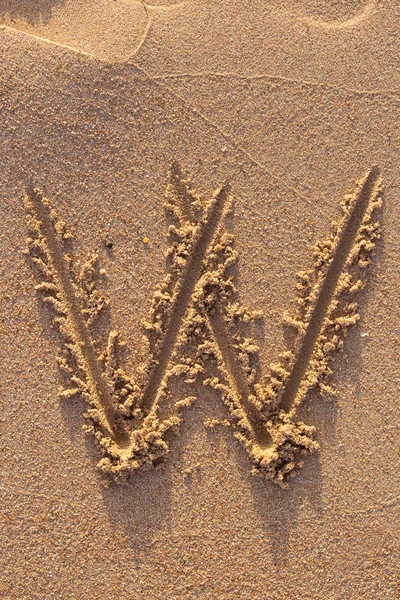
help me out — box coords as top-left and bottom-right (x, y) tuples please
(0, 1), (399, 598)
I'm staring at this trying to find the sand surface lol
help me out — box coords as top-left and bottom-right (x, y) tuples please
(0, 1), (399, 598)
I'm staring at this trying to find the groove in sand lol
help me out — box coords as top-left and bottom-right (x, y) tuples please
(168, 166), (272, 446)
(207, 307), (272, 447)
(278, 167), (381, 413)
(140, 184), (230, 413)
(25, 188), (130, 446)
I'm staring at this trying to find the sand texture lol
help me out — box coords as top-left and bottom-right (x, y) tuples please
(1, 1), (399, 598)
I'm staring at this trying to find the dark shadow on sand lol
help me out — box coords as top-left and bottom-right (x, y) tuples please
(0, 0), (66, 25)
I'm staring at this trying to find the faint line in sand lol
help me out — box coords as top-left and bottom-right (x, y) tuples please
(3, 19), (388, 209)
(0, 0), (153, 63)
(149, 71), (400, 98)
(288, 0), (377, 30)
(264, 0), (377, 30)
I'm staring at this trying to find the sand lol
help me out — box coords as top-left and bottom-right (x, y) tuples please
(0, 1), (399, 598)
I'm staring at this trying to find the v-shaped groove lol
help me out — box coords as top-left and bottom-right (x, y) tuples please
(171, 162), (273, 447)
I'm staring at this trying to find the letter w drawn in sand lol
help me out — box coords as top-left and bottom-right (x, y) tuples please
(24, 166), (382, 486)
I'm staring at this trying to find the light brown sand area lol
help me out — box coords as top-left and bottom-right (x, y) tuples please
(265, 0), (376, 27)
(0, 0), (150, 61)
(0, 0), (399, 597)
(136, 0), (397, 95)
(0, 0), (383, 65)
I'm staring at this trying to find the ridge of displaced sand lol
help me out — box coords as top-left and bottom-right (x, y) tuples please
(24, 165), (382, 486)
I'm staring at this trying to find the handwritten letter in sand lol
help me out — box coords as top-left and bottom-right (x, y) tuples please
(24, 166), (382, 486)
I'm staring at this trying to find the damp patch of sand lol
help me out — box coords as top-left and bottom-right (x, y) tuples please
(0, 0), (149, 61)
(264, 0), (375, 27)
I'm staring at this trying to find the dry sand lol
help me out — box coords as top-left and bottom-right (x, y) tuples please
(0, 1), (399, 598)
